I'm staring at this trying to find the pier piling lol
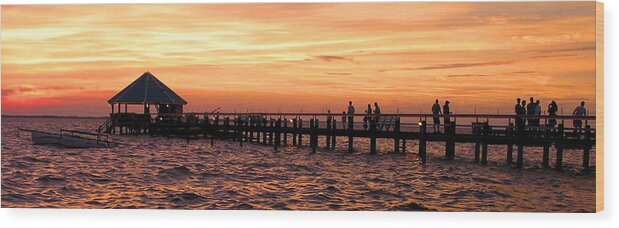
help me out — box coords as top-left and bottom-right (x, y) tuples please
(583, 125), (591, 172)
(283, 117), (288, 145)
(326, 116), (332, 150)
(507, 123), (514, 164)
(556, 124), (565, 171)
(445, 121), (456, 160)
(292, 118), (298, 146)
(348, 116), (354, 153)
(310, 118), (318, 153)
(481, 123), (489, 165)
(393, 118), (401, 153)
(331, 119), (337, 150)
(543, 145), (550, 168)
(298, 118), (303, 146)
(419, 121), (427, 164)
(516, 145), (524, 169)
(106, 111), (595, 171)
(369, 118), (377, 154)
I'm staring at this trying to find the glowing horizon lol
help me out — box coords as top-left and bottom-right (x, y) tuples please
(1, 2), (597, 116)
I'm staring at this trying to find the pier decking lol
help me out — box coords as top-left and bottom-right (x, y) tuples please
(99, 112), (596, 171)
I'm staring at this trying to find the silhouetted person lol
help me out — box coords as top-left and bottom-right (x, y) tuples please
(517, 100), (527, 133)
(515, 98), (523, 128)
(432, 99), (442, 133)
(533, 100), (542, 126)
(443, 101), (451, 128)
(573, 101), (587, 129)
(373, 102), (381, 122)
(347, 101), (355, 123)
(547, 101), (558, 127)
(327, 110), (332, 127)
(526, 97), (536, 126)
(364, 104), (372, 130)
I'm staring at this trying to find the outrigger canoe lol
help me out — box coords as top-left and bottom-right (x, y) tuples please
(20, 129), (115, 148)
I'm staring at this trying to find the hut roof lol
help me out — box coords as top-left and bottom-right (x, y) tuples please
(108, 72), (188, 105)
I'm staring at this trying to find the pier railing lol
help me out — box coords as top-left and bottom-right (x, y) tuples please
(107, 111), (596, 171)
(146, 112), (596, 131)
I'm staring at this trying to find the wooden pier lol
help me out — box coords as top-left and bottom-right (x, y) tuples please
(99, 112), (596, 171)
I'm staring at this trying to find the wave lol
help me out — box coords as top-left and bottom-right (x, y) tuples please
(444, 189), (512, 199)
(36, 175), (65, 185)
(159, 166), (193, 181)
(390, 201), (436, 211)
(169, 192), (205, 203)
(20, 156), (51, 163)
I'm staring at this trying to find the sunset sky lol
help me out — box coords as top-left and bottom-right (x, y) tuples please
(1, 2), (597, 116)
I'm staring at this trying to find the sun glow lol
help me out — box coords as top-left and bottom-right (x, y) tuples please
(1, 2), (596, 116)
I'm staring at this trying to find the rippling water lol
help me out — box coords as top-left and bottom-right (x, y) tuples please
(1, 116), (595, 211)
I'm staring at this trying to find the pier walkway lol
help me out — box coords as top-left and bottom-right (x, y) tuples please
(99, 112), (596, 171)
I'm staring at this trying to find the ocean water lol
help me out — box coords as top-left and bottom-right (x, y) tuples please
(1, 116), (595, 211)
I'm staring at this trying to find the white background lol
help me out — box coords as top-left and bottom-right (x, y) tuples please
(0, 0), (616, 227)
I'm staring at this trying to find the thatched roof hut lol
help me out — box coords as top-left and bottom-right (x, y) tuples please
(108, 72), (187, 114)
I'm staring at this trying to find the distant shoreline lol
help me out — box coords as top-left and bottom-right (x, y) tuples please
(1, 114), (107, 119)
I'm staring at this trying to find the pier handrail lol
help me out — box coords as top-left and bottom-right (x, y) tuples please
(97, 116), (114, 133)
(147, 112), (596, 121)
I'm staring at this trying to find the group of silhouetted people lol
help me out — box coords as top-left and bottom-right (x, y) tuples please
(514, 97), (543, 128)
(431, 99), (452, 133)
(514, 97), (588, 130)
(361, 102), (381, 130)
(341, 101), (382, 130)
(338, 98), (587, 133)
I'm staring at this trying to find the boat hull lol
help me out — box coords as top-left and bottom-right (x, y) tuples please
(31, 131), (110, 148)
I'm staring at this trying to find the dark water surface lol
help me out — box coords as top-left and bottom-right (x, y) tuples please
(1, 117), (595, 211)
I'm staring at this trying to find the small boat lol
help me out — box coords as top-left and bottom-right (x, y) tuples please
(20, 129), (115, 148)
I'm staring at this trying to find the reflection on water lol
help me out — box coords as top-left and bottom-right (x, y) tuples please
(1, 117), (595, 211)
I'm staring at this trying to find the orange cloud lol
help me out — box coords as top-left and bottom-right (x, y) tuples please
(1, 2), (597, 116)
